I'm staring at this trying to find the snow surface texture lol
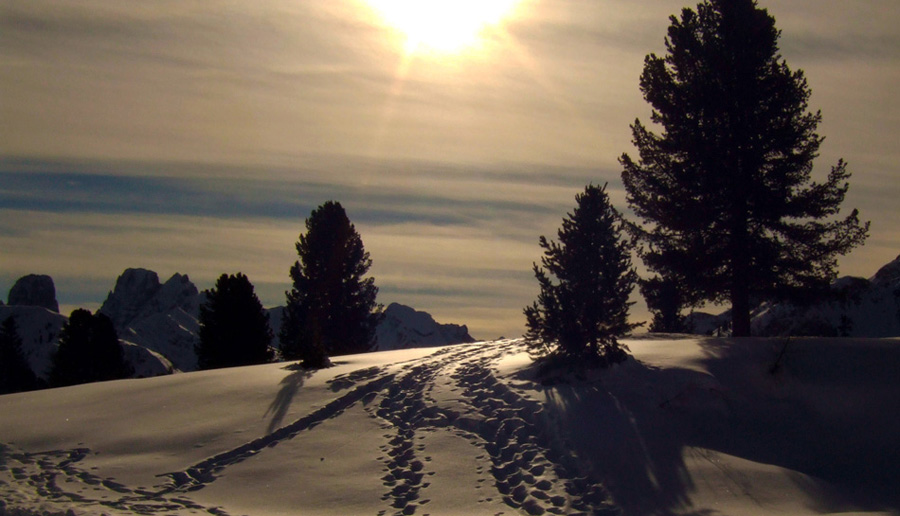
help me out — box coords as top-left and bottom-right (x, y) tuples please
(1, 337), (898, 516)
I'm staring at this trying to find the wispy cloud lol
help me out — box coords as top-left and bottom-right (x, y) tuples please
(2, 0), (898, 336)
(0, 155), (614, 337)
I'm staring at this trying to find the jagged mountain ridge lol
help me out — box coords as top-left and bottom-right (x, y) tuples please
(7, 275), (59, 313)
(5, 269), (474, 380)
(98, 268), (201, 373)
(752, 254), (900, 337)
(376, 302), (475, 350)
(265, 303), (475, 352)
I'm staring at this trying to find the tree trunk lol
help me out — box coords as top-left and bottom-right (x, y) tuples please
(731, 280), (751, 337)
(730, 188), (752, 337)
(730, 235), (752, 336)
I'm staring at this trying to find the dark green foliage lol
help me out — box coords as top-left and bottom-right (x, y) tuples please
(620, 0), (869, 336)
(280, 201), (383, 368)
(640, 275), (695, 333)
(49, 309), (133, 387)
(524, 184), (640, 367)
(0, 316), (40, 394)
(197, 273), (274, 370)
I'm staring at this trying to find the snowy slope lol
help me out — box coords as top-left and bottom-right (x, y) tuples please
(0, 305), (65, 379)
(1, 337), (898, 516)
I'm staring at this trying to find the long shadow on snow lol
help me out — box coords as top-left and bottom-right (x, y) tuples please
(162, 367), (395, 493)
(263, 365), (316, 434)
(537, 336), (900, 516)
(537, 361), (714, 516)
(697, 337), (900, 514)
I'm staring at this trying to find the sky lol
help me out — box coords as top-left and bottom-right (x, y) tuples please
(2, 0), (898, 339)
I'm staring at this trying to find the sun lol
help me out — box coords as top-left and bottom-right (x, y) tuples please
(367, 0), (522, 55)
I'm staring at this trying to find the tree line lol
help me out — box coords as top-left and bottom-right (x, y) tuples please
(2, 0), (870, 391)
(0, 199), (381, 391)
(194, 200), (381, 371)
(1, 309), (133, 394)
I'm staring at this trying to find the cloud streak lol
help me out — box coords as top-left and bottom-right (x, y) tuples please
(2, 0), (898, 337)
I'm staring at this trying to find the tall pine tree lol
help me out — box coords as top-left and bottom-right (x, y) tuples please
(49, 309), (133, 387)
(620, 0), (868, 336)
(0, 315), (40, 394)
(524, 184), (640, 367)
(280, 201), (383, 368)
(197, 273), (274, 370)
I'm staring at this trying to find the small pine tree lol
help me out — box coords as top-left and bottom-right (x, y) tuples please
(524, 184), (641, 367)
(281, 201), (383, 368)
(0, 315), (40, 394)
(49, 309), (133, 387)
(197, 273), (274, 370)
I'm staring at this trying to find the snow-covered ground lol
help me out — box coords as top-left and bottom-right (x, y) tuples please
(1, 336), (898, 516)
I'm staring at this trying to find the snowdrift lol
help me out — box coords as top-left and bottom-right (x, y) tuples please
(1, 336), (898, 516)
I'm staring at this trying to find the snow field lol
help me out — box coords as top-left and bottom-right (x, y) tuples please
(2, 337), (899, 515)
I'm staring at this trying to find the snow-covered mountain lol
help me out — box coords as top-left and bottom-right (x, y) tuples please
(2, 337), (898, 516)
(375, 302), (475, 350)
(752, 254), (900, 337)
(2, 270), (181, 379)
(98, 268), (201, 373)
(688, 254), (900, 337)
(266, 302), (475, 351)
(7, 270), (474, 381)
(0, 305), (65, 380)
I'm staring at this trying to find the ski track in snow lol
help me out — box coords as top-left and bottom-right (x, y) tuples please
(1, 341), (619, 516)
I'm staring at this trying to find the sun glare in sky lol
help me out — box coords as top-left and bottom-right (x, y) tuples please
(366, 0), (523, 55)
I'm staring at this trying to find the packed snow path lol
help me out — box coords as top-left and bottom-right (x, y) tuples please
(0, 341), (618, 516)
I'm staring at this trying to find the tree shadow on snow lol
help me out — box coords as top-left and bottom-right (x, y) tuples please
(263, 366), (315, 434)
(543, 382), (705, 515)
(529, 336), (900, 515)
(696, 337), (900, 514)
(526, 357), (720, 516)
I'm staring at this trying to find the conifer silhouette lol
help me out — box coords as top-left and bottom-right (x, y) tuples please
(197, 273), (273, 369)
(281, 201), (382, 368)
(524, 184), (640, 367)
(621, 0), (868, 335)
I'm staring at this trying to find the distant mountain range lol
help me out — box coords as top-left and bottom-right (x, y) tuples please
(689, 254), (900, 337)
(5, 255), (899, 381)
(1, 268), (475, 380)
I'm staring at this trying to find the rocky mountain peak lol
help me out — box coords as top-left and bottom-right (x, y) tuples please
(97, 268), (202, 372)
(99, 268), (162, 328)
(7, 274), (59, 313)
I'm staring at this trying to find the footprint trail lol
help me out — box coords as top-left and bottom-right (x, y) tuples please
(1, 341), (620, 516)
